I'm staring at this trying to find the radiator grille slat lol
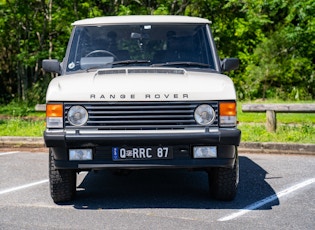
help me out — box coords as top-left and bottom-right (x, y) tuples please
(64, 101), (218, 130)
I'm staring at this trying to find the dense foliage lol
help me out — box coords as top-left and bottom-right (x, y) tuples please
(0, 0), (314, 104)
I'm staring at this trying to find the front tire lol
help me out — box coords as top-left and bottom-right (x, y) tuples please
(49, 148), (76, 203)
(208, 154), (239, 201)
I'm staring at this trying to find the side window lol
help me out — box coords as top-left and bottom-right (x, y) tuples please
(193, 27), (214, 67)
(66, 28), (84, 72)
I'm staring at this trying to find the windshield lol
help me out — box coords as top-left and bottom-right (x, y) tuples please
(66, 23), (215, 73)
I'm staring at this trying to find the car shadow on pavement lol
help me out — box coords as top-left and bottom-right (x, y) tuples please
(70, 156), (279, 210)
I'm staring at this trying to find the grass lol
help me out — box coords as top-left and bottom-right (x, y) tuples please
(0, 101), (45, 118)
(0, 102), (45, 136)
(238, 101), (315, 143)
(0, 101), (314, 143)
(0, 118), (45, 137)
(239, 123), (315, 144)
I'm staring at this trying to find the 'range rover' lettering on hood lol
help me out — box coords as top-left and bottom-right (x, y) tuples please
(46, 68), (236, 101)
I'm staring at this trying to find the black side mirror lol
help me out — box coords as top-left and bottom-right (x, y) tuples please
(221, 58), (239, 72)
(42, 59), (61, 74)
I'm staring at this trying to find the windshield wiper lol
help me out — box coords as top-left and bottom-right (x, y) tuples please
(111, 60), (151, 66)
(151, 62), (211, 68)
(86, 60), (151, 71)
(87, 60), (210, 71)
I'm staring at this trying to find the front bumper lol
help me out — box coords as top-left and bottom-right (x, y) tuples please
(45, 128), (241, 170)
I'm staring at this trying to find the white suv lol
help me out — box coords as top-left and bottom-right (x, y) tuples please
(43, 15), (241, 203)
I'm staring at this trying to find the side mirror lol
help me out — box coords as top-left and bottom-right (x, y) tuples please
(42, 59), (61, 74)
(221, 58), (239, 72)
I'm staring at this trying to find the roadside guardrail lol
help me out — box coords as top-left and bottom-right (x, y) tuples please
(35, 104), (46, 112)
(242, 103), (315, 132)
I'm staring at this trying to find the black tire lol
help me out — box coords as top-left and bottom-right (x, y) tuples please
(208, 155), (239, 201)
(49, 148), (76, 203)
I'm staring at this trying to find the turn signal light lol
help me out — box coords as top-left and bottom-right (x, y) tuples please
(46, 104), (63, 117)
(219, 102), (237, 127)
(219, 102), (236, 116)
(46, 104), (63, 128)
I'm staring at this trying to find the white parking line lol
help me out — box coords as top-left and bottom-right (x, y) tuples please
(218, 178), (315, 222)
(0, 179), (49, 195)
(0, 151), (20, 156)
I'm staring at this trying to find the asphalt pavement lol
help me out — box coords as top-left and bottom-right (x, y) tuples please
(0, 136), (314, 155)
(1, 151), (314, 229)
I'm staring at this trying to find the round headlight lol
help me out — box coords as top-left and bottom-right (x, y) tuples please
(194, 104), (216, 125)
(68, 106), (88, 126)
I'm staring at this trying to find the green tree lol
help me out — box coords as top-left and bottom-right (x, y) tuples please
(0, 0), (314, 105)
(241, 0), (315, 100)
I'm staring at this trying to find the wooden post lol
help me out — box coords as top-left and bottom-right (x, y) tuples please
(266, 110), (276, 132)
(242, 103), (315, 132)
(35, 104), (46, 112)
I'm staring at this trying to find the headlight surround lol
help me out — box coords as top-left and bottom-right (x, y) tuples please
(194, 104), (216, 126)
(68, 105), (88, 126)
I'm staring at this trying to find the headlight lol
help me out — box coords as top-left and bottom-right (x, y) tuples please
(68, 105), (88, 126)
(194, 104), (216, 125)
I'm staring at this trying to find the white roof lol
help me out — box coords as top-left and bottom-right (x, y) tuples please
(72, 15), (211, 26)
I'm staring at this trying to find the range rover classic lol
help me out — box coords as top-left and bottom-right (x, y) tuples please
(42, 15), (241, 203)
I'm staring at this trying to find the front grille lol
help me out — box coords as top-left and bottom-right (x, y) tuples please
(64, 101), (218, 130)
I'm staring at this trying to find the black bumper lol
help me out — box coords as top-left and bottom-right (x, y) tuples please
(45, 129), (241, 170)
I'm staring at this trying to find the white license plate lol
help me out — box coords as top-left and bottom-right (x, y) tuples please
(112, 146), (173, 161)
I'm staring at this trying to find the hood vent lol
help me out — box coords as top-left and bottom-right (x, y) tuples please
(97, 68), (186, 76)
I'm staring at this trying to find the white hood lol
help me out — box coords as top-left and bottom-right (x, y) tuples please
(46, 68), (236, 102)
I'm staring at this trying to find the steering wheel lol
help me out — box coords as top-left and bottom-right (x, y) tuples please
(85, 50), (118, 60)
